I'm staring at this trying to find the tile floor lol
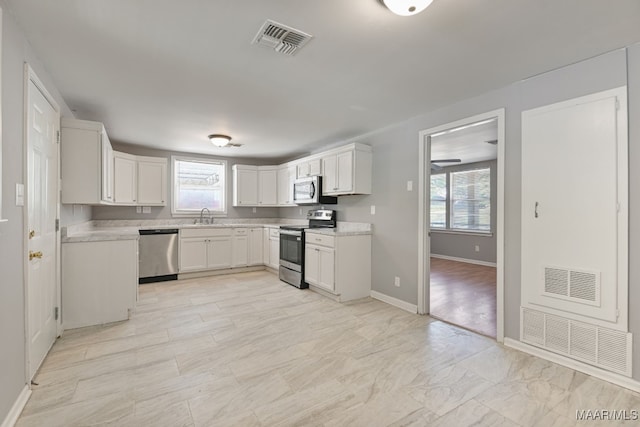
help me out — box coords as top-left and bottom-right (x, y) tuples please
(17, 271), (640, 426)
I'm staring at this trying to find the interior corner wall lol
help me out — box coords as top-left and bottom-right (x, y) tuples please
(0, 1), (74, 422)
(430, 159), (497, 264)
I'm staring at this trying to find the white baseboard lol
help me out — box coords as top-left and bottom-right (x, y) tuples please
(430, 253), (497, 267)
(1, 385), (31, 427)
(370, 291), (417, 314)
(504, 338), (640, 393)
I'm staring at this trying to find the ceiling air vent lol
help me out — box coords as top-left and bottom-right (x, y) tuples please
(252, 20), (313, 56)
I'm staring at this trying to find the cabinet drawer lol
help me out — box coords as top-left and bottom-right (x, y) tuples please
(269, 228), (280, 239)
(233, 228), (249, 236)
(305, 233), (334, 248)
(181, 228), (232, 238)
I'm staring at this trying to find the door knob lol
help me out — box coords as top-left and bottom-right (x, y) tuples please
(29, 251), (43, 260)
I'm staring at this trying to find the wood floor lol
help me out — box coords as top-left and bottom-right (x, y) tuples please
(430, 257), (497, 338)
(17, 271), (640, 426)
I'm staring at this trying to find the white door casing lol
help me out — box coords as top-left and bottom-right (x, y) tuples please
(418, 109), (505, 342)
(25, 65), (60, 379)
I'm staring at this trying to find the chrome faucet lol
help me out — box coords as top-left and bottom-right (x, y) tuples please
(199, 207), (211, 224)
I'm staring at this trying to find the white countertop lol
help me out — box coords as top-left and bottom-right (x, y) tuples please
(62, 219), (371, 243)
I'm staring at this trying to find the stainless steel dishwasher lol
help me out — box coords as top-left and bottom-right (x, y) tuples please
(138, 229), (179, 284)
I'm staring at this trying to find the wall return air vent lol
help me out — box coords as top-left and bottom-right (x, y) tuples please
(252, 20), (313, 56)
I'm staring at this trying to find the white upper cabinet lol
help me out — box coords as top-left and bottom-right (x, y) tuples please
(61, 118), (114, 205)
(258, 167), (278, 206)
(296, 158), (321, 179)
(277, 165), (296, 206)
(137, 156), (167, 205)
(113, 152), (137, 204)
(232, 165), (278, 207)
(321, 144), (371, 195)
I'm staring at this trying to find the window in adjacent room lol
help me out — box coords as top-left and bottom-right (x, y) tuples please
(172, 157), (227, 216)
(429, 167), (490, 232)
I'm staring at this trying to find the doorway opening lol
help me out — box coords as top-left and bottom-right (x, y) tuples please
(418, 109), (505, 342)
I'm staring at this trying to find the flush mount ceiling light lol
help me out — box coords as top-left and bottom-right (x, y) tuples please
(381, 0), (433, 16)
(208, 134), (232, 147)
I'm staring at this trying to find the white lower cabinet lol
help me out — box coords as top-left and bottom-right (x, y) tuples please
(248, 228), (263, 266)
(62, 239), (137, 329)
(179, 228), (232, 272)
(232, 229), (249, 268)
(268, 228), (280, 270)
(305, 232), (371, 301)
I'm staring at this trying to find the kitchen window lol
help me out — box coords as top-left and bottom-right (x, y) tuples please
(430, 167), (491, 232)
(172, 156), (226, 216)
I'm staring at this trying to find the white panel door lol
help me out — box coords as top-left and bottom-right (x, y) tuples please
(208, 237), (232, 269)
(27, 77), (59, 379)
(114, 153), (137, 204)
(258, 169), (278, 205)
(521, 87), (627, 327)
(179, 238), (208, 272)
(138, 160), (166, 205)
(322, 155), (337, 193)
(248, 228), (263, 266)
(336, 150), (354, 192)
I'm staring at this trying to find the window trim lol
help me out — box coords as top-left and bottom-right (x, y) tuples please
(429, 165), (492, 233)
(171, 155), (228, 217)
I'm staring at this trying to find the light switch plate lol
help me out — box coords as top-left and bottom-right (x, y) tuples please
(407, 180), (413, 191)
(15, 183), (24, 206)
(370, 205), (376, 215)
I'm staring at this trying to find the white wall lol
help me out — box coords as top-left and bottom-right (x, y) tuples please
(0, 1), (76, 421)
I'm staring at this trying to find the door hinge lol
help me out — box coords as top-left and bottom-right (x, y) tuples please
(615, 99), (620, 110)
(54, 307), (59, 320)
(55, 218), (60, 232)
(56, 130), (60, 144)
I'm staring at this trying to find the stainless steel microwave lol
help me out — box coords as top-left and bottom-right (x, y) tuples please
(293, 176), (337, 205)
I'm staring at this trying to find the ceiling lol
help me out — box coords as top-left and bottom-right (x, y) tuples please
(431, 119), (497, 167)
(6, 1), (640, 160)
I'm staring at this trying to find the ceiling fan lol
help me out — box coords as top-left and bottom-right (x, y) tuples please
(430, 158), (461, 171)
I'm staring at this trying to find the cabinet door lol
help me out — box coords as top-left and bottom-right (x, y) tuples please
(322, 155), (338, 193)
(308, 159), (322, 176)
(336, 150), (353, 193)
(305, 245), (320, 286)
(258, 169), (278, 205)
(138, 160), (167, 205)
(101, 131), (114, 203)
(318, 247), (335, 292)
(232, 236), (248, 267)
(263, 229), (270, 265)
(269, 236), (280, 269)
(114, 153), (137, 204)
(297, 162), (309, 179)
(179, 238), (208, 272)
(248, 228), (263, 266)
(235, 168), (258, 206)
(208, 237), (232, 269)
(277, 167), (290, 205)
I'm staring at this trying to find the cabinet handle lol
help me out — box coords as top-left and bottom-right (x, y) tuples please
(534, 201), (539, 218)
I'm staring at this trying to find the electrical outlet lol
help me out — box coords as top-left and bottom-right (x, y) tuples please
(394, 276), (400, 287)
(136, 206), (142, 213)
(407, 180), (413, 191)
(299, 208), (303, 215)
(475, 245), (480, 252)
(371, 205), (376, 215)
(142, 206), (151, 214)
(252, 207), (257, 213)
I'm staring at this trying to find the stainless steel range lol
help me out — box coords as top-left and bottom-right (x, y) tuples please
(279, 209), (336, 288)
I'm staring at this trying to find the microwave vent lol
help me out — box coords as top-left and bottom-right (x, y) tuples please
(252, 20), (313, 56)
